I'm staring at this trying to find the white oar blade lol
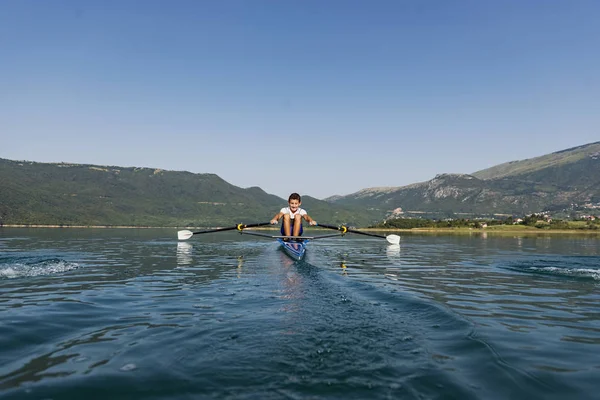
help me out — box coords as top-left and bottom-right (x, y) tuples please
(386, 234), (400, 245)
(177, 230), (194, 241)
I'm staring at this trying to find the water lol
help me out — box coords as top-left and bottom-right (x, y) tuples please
(1, 228), (599, 399)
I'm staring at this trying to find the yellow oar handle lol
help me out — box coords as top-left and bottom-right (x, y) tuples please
(317, 223), (350, 235)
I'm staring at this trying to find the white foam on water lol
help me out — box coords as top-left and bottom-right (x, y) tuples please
(120, 363), (137, 371)
(0, 260), (80, 279)
(528, 266), (600, 281)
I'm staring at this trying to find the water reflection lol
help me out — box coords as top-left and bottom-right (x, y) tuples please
(176, 242), (193, 266)
(339, 261), (348, 276)
(386, 244), (401, 259)
(274, 251), (307, 318)
(236, 256), (244, 278)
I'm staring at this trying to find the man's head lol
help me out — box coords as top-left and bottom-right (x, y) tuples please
(288, 193), (302, 212)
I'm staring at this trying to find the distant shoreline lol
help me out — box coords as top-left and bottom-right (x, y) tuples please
(384, 228), (600, 235)
(1, 225), (599, 235)
(1, 225), (172, 229)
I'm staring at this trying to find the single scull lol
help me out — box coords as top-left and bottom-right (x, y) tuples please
(177, 222), (400, 261)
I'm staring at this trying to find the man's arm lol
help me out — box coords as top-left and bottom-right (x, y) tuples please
(270, 211), (283, 224)
(303, 213), (317, 226)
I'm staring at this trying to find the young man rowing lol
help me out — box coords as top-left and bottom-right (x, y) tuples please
(270, 193), (317, 238)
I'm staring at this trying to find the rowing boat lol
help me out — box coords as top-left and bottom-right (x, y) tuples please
(177, 222), (400, 261)
(239, 231), (341, 261)
(277, 238), (308, 261)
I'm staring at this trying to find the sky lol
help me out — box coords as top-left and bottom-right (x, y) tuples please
(1, 1), (599, 199)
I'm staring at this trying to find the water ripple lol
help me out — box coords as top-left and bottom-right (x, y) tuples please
(0, 229), (599, 399)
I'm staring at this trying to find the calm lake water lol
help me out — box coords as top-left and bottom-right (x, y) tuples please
(1, 228), (599, 399)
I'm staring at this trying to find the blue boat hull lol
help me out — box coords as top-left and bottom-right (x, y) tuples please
(277, 239), (308, 261)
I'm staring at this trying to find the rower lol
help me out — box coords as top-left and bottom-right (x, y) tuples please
(270, 193), (317, 239)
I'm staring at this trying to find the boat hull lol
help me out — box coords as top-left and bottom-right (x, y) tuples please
(277, 239), (308, 261)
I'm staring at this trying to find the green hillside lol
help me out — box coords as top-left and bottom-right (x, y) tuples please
(3, 141), (599, 227)
(0, 159), (378, 227)
(327, 142), (600, 219)
(472, 142), (600, 180)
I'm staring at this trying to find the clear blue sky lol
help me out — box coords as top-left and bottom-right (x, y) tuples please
(2, 1), (599, 199)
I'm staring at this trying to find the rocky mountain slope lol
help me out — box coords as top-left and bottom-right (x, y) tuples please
(326, 142), (600, 219)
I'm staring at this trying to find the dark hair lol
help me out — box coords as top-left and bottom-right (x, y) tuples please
(288, 193), (301, 202)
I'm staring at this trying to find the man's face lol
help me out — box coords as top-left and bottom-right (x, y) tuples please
(288, 199), (300, 212)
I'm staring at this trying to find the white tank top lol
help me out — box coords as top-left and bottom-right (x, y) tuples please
(280, 207), (307, 220)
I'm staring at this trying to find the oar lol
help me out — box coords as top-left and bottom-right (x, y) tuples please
(316, 223), (400, 245)
(177, 222), (271, 241)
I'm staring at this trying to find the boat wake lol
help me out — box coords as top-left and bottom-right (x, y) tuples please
(504, 256), (600, 281)
(0, 256), (79, 279)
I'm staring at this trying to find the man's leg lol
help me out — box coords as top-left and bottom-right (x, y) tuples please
(283, 214), (292, 236)
(292, 217), (302, 237)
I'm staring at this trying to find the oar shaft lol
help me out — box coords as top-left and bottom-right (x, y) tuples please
(243, 222), (272, 229)
(191, 222), (270, 235)
(345, 229), (386, 239)
(317, 223), (386, 239)
(316, 223), (345, 231)
(190, 226), (238, 235)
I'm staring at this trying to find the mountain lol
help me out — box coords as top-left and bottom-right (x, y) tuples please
(326, 142), (600, 219)
(3, 142), (599, 227)
(0, 159), (378, 227)
(472, 142), (600, 183)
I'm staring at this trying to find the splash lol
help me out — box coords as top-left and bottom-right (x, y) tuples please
(523, 266), (599, 281)
(506, 257), (600, 281)
(0, 258), (79, 279)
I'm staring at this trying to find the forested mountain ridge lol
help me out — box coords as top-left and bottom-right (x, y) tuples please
(472, 141), (600, 182)
(0, 159), (378, 226)
(2, 141), (599, 227)
(326, 142), (600, 219)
